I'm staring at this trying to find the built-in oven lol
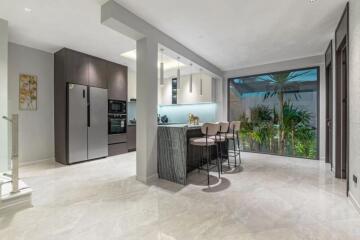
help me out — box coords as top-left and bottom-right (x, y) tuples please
(108, 100), (127, 114)
(108, 114), (127, 134)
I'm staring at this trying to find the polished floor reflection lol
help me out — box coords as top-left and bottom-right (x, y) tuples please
(1, 152), (359, 240)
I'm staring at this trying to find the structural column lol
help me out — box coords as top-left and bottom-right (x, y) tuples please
(0, 18), (9, 173)
(136, 37), (158, 183)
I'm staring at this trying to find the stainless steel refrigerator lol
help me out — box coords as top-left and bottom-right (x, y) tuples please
(67, 84), (108, 163)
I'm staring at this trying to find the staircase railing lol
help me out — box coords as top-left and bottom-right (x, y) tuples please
(2, 114), (19, 194)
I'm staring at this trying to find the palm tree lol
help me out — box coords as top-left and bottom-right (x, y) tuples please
(261, 70), (311, 155)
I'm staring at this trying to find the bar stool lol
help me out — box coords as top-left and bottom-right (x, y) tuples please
(210, 122), (229, 173)
(190, 123), (221, 185)
(226, 121), (241, 167)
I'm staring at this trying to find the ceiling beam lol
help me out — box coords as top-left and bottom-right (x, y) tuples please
(101, 0), (224, 78)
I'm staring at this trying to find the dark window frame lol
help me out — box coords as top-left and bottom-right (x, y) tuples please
(227, 66), (321, 160)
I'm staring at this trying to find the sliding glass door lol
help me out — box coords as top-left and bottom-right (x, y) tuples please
(228, 67), (319, 159)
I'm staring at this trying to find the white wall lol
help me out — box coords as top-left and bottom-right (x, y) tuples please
(224, 55), (326, 161)
(158, 73), (213, 105)
(0, 19), (8, 172)
(8, 43), (54, 165)
(348, 0), (360, 208)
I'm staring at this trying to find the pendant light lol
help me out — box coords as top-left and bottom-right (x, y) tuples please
(177, 57), (181, 89)
(189, 63), (193, 93)
(160, 49), (164, 85)
(200, 68), (203, 96)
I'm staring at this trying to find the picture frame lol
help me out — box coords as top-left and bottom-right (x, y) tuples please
(19, 74), (38, 111)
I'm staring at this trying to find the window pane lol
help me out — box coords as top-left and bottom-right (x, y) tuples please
(228, 67), (319, 159)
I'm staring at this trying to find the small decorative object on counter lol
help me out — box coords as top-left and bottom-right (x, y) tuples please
(161, 115), (168, 124)
(188, 113), (199, 125)
(129, 118), (136, 124)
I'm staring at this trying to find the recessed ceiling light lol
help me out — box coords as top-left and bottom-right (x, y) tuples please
(24, 8), (32, 12)
(309, 0), (318, 3)
(120, 49), (185, 70)
(121, 49), (136, 61)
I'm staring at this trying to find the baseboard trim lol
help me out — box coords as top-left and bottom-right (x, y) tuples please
(146, 174), (159, 184)
(136, 174), (159, 185)
(19, 157), (55, 167)
(349, 191), (360, 214)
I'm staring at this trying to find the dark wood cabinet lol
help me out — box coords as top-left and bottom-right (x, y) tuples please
(109, 143), (128, 156)
(89, 57), (108, 89)
(65, 49), (89, 85)
(54, 48), (129, 163)
(108, 62), (127, 101)
(127, 125), (136, 151)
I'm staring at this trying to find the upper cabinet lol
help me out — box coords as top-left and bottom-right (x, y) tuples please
(65, 49), (89, 86)
(108, 62), (127, 101)
(55, 48), (127, 97)
(88, 57), (108, 89)
(158, 73), (215, 105)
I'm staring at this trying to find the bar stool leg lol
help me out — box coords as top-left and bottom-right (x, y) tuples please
(237, 136), (241, 165)
(198, 146), (203, 173)
(206, 146), (210, 186)
(215, 144), (221, 179)
(233, 139), (237, 168)
(219, 142), (223, 174)
(219, 140), (223, 169)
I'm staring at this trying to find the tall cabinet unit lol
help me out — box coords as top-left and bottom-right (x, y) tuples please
(54, 48), (128, 164)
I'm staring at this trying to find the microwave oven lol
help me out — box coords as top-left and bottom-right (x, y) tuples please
(108, 100), (126, 114)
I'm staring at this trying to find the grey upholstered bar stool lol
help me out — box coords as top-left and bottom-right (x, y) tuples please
(190, 123), (221, 185)
(210, 122), (229, 173)
(226, 121), (241, 167)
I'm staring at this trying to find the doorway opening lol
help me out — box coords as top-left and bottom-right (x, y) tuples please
(335, 39), (348, 180)
(325, 41), (333, 170)
(334, 3), (349, 196)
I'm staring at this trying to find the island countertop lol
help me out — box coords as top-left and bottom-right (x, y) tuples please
(157, 124), (206, 185)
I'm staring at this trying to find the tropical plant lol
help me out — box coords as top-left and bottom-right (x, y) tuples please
(236, 102), (317, 158)
(250, 105), (273, 123)
(294, 123), (317, 158)
(238, 113), (254, 150)
(261, 70), (311, 154)
(283, 103), (312, 156)
(249, 105), (274, 151)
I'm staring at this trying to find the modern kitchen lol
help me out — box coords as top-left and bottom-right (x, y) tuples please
(53, 46), (223, 183)
(2, 1), (359, 239)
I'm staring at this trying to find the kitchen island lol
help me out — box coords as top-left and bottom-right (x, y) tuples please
(158, 124), (209, 185)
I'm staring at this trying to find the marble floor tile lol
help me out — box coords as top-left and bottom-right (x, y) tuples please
(0, 152), (359, 240)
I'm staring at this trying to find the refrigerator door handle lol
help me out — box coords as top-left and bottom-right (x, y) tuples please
(87, 87), (90, 127)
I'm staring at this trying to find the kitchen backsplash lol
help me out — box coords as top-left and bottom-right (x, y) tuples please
(128, 102), (217, 124)
(158, 103), (217, 124)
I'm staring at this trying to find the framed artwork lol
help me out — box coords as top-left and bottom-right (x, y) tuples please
(19, 74), (38, 111)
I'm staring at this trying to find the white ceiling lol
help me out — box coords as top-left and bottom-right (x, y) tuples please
(0, 0), (348, 72)
(0, 0), (136, 67)
(115, 0), (347, 71)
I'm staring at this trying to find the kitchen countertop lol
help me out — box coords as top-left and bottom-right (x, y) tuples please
(127, 123), (202, 128)
(158, 123), (203, 128)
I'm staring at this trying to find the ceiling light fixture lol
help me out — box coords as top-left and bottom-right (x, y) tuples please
(309, 0), (318, 3)
(200, 68), (203, 96)
(160, 49), (165, 86)
(177, 57), (181, 90)
(24, 7), (32, 12)
(121, 49), (136, 60)
(189, 63), (193, 93)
